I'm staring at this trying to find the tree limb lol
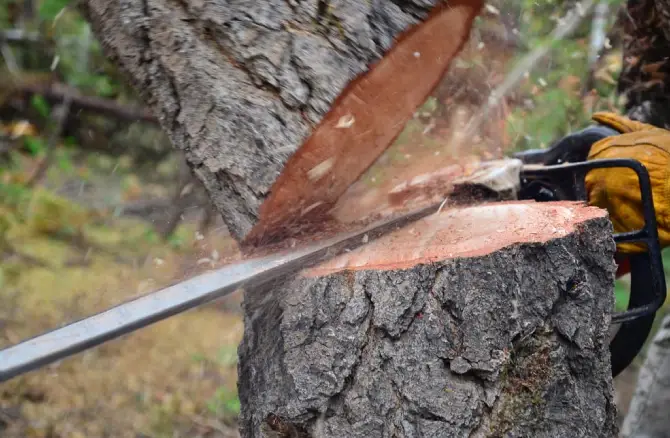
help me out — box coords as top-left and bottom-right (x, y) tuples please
(14, 81), (157, 125)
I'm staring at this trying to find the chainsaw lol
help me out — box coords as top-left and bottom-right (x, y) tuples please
(0, 124), (665, 382)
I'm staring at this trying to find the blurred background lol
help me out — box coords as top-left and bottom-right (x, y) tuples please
(0, 0), (663, 436)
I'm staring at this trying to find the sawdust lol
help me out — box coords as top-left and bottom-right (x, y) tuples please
(237, 173), (507, 261)
(244, 0), (484, 245)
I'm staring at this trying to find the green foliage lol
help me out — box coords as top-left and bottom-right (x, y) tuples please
(23, 135), (45, 156)
(142, 228), (160, 244)
(216, 346), (239, 367)
(55, 149), (75, 174)
(418, 96), (439, 117)
(206, 387), (241, 418)
(34, 2), (125, 98)
(30, 94), (51, 118)
(26, 189), (90, 235)
(38, 0), (72, 21)
(0, 207), (17, 247)
(167, 232), (184, 250)
(614, 280), (629, 312)
(0, 182), (32, 212)
(73, 74), (117, 97)
(507, 86), (587, 151)
(505, 2), (620, 152)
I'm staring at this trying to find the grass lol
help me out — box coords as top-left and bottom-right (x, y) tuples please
(614, 249), (670, 313)
(0, 202), (244, 437)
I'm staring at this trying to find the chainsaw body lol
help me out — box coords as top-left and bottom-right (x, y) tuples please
(515, 126), (667, 377)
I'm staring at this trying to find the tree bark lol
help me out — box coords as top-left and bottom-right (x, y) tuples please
(616, 0), (670, 128)
(614, 2), (670, 432)
(237, 201), (619, 438)
(79, 0), (483, 246)
(620, 313), (670, 438)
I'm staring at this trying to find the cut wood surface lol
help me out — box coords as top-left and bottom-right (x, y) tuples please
(238, 201), (619, 438)
(80, 0), (484, 246)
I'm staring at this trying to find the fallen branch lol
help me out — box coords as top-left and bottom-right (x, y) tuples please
(581, 0), (611, 96)
(25, 95), (73, 187)
(15, 81), (157, 125)
(0, 29), (41, 45)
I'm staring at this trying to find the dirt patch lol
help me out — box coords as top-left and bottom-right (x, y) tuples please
(0, 224), (244, 437)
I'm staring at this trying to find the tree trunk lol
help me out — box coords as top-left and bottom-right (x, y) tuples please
(614, 2), (670, 433)
(238, 201), (619, 438)
(620, 313), (670, 438)
(79, 2), (623, 436)
(79, 0), (483, 247)
(616, 0), (670, 128)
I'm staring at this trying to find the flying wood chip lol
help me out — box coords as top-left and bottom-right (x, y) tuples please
(246, 0), (484, 246)
(81, 0), (484, 248)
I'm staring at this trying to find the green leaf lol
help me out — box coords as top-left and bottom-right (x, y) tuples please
(30, 95), (51, 118)
(94, 76), (116, 97)
(38, 0), (72, 21)
(190, 353), (207, 363)
(224, 397), (241, 415)
(206, 387), (241, 416)
(143, 229), (159, 244)
(167, 233), (184, 249)
(614, 280), (630, 312)
(63, 136), (77, 147)
(57, 154), (74, 174)
(23, 136), (45, 156)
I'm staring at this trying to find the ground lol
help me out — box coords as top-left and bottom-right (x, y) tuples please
(0, 154), (246, 437)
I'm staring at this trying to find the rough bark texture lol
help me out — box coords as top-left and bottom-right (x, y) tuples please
(620, 313), (670, 438)
(617, 0), (670, 128)
(615, 3), (670, 433)
(238, 202), (619, 438)
(79, 0), (481, 244)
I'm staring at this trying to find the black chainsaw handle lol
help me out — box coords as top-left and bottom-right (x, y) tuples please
(610, 253), (656, 377)
(513, 125), (620, 165)
(517, 126), (666, 378)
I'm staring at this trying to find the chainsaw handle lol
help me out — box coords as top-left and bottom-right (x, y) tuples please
(513, 124), (620, 166)
(519, 152), (666, 377)
(610, 253), (657, 377)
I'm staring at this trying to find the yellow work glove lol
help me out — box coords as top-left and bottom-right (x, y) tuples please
(584, 112), (670, 254)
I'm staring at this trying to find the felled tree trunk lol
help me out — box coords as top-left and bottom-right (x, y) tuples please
(238, 201), (619, 438)
(79, 0), (483, 246)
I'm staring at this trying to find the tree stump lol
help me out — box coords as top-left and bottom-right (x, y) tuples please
(238, 201), (619, 438)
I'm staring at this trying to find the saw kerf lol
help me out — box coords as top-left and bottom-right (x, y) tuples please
(0, 203), (441, 383)
(0, 136), (666, 382)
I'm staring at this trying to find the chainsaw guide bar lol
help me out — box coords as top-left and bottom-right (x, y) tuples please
(0, 150), (666, 381)
(0, 203), (443, 383)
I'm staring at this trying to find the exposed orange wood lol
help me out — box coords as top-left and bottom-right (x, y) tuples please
(245, 0), (484, 246)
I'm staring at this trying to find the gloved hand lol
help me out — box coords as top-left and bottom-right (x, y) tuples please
(584, 112), (670, 256)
